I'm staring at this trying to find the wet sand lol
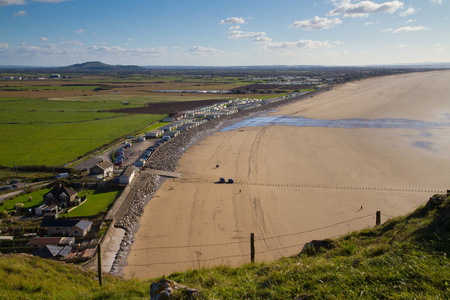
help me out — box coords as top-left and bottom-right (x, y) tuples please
(124, 70), (450, 279)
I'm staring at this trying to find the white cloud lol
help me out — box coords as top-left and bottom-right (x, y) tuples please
(429, 0), (443, 4)
(381, 27), (393, 32)
(399, 7), (416, 17)
(229, 25), (240, 30)
(128, 38), (133, 41)
(39, 37), (49, 41)
(226, 25), (340, 54)
(406, 19), (416, 23)
(227, 30), (272, 43)
(0, 42), (10, 49)
(18, 41), (26, 45)
(189, 46), (222, 55)
(63, 40), (83, 47)
(87, 45), (168, 57)
(392, 25), (429, 33)
(265, 40), (341, 51)
(365, 21), (375, 25)
(290, 16), (342, 30)
(328, 0), (404, 18)
(396, 44), (407, 47)
(435, 43), (445, 51)
(220, 17), (245, 25)
(12, 10), (26, 17)
(75, 28), (84, 34)
(0, 0), (26, 6)
(32, 0), (71, 3)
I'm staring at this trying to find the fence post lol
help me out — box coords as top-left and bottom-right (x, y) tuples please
(376, 211), (381, 226)
(250, 233), (255, 263)
(97, 244), (103, 286)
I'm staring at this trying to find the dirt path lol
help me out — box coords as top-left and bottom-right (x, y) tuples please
(124, 70), (450, 279)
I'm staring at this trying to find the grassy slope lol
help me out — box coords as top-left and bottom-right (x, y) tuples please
(0, 194), (449, 299)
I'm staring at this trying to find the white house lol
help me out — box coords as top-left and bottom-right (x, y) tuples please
(145, 129), (164, 138)
(162, 130), (180, 138)
(118, 166), (137, 185)
(89, 160), (114, 177)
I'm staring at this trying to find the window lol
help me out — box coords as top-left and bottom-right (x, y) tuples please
(74, 230), (79, 235)
(56, 227), (60, 231)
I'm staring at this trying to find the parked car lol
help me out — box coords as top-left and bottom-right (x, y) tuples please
(11, 184), (19, 189)
(56, 173), (69, 179)
(10, 180), (18, 184)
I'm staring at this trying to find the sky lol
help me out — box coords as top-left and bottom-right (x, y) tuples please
(0, 0), (449, 66)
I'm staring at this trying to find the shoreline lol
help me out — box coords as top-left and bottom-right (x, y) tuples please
(108, 90), (323, 276)
(120, 70), (450, 279)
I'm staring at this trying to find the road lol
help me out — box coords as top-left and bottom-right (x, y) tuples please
(74, 137), (158, 173)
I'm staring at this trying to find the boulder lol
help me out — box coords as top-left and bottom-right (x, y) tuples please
(150, 278), (198, 300)
(301, 239), (336, 255)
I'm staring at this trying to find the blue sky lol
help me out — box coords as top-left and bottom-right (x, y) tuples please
(0, 0), (449, 66)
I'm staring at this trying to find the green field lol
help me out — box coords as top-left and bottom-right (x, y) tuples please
(0, 85), (101, 91)
(66, 188), (122, 217)
(48, 93), (232, 104)
(1, 188), (51, 214)
(0, 98), (166, 167)
(0, 98), (140, 111)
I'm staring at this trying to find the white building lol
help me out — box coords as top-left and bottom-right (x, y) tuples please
(118, 166), (137, 185)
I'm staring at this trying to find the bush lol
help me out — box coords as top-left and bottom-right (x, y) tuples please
(14, 203), (24, 210)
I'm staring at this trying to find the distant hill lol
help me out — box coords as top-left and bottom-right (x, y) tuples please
(58, 61), (144, 73)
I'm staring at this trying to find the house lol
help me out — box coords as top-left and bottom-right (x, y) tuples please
(40, 219), (93, 237)
(33, 245), (72, 260)
(162, 116), (177, 122)
(145, 129), (164, 138)
(43, 185), (78, 209)
(162, 130), (180, 138)
(118, 166), (137, 185)
(159, 124), (177, 131)
(27, 237), (74, 248)
(89, 160), (114, 177)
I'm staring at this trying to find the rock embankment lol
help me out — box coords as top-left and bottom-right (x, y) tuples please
(110, 174), (159, 274)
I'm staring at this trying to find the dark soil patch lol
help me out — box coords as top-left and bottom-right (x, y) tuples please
(105, 99), (227, 115)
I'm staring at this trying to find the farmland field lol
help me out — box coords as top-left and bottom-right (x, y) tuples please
(0, 109), (165, 166)
(0, 76), (249, 167)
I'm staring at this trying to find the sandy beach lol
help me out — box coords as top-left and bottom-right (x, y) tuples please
(124, 70), (450, 279)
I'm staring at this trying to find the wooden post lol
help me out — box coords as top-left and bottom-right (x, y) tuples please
(376, 211), (381, 226)
(97, 244), (103, 286)
(250, 233), (255, 263)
